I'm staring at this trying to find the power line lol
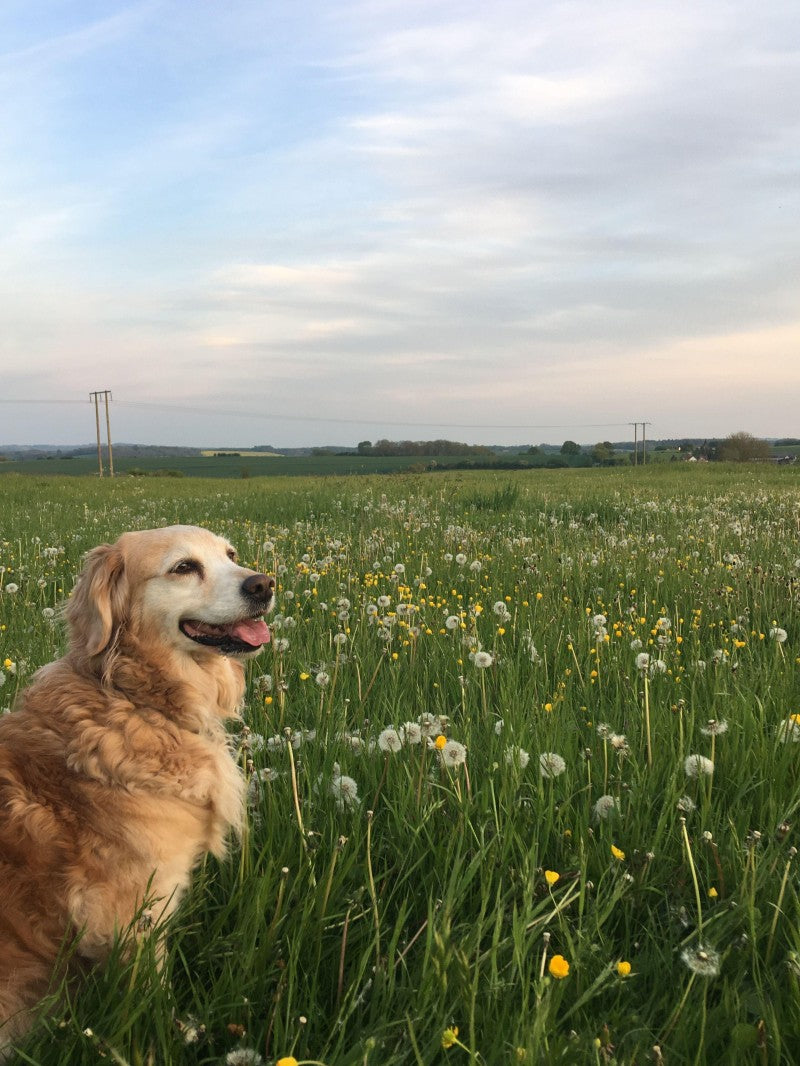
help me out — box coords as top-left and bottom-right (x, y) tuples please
(0, 397), (638, 433)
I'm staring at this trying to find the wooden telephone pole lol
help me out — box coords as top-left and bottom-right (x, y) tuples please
(630, 422), (651, 465)
(89, 391), (114, 477)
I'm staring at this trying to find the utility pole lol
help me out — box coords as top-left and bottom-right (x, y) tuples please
(642, 422), (651, 465)
(631, 422), (638, 466)
(89, 391), (113, 477)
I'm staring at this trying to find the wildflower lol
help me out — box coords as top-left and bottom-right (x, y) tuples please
(544, 870), (560, 886)
(548, 954), (570, 979)
(418, 712), (439, 737)
(700, 719), (729, 736)
(680, 943), (721, 977)
(330, 773), (360, 810)
(635, 652), (650, 671)
(315, 671), (330, 686)
(676, 795), (696, 813)
(3, 583), (19, 594)
(616, 960), (632, 977)
(445, 614), (461, 630)
(504, 745), (530, 770)
(595, 723), (612, 740)
(771, 627), (788, 643)
(539, 752), (566, 779)
(708, 887), (718, 899)
(455, 553), (467, 565)
(434, 734), (448, 750)
(377, 728), (402, 753)
(442, 1026), (460, 1049)
(225, 1051), (264, 1066)
(333, 632), (348, 646)
(611, 844), (625, 861)
(276, 1058), (299, 1066)
(473, 650), (493, 668)
(592, 795), (619, 821)
(440, 740), (467, 767)
(399, 721), (422, 745)
(684, 754), (714, 779)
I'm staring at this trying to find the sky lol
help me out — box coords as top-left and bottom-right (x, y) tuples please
(1, 0), (799, 448)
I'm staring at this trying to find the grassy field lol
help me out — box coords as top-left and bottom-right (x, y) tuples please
(0, 452), (486, 479)
(2, 465), (800, 1064)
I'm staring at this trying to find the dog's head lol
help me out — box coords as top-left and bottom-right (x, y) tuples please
(65, 525), (274, 665)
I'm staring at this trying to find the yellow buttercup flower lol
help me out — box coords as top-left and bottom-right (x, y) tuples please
(611, 844), (625, 861)
(442, 1026), (459, 1049)
(616, 960), (632, 977)
(277, 1058), (299, 1066)
(435, 735), (447, 750)
(544, 870), (560, 886)
(548, 954), (570, 979)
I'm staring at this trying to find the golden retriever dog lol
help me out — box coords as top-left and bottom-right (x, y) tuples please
(0, 525), (273, 1055)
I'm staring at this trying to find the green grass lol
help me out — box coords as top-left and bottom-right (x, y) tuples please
(2, 465), (800, 1064)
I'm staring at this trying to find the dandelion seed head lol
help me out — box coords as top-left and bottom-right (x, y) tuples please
(680, 943), (721, 977)
(684, 754), (714, 778)
(539, 752), (567, 779)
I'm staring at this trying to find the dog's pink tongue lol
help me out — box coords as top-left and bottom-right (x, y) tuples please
(231, 618), (271, 646)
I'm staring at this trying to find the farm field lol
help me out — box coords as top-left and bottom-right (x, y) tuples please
(2, 465), (800, 1064)
(0, 452), (483, 479)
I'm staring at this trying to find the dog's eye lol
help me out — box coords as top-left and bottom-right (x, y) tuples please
(172, 559), (202, 576)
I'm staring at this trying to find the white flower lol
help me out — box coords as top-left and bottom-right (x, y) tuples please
(635, 652), (650, 671)
(377, 595), (391, 608)
(650, 659), (668, 675)
(494, 719), (504, 735)
(504, 745), (530, 770)
(592, 613), (607, 628)
(225, 1050), (264, 1066)
(394, 563), (405, 575)
(440, 740), (467, 767)
(4, 583), (19, 594)
(42, 607), (55, 620)
(684, 754), (714, 778)
(399, 721), (422, 745)
(771, 627), (788, 643)
(473, 651), (494, 669)
(274, 638), (290, 653)
(677, 795), (697, 813)
(539, 752), (566, 779)
(680, 943), (720, 978)
(700, 719), (729, 737)
(592, 795), (619, 821)
(417, 712), (439, 737)
(330, 773), (360, 810)
(333, 632), (348, 646)
(315, 671), (330, 686)
(377, 727), (402, 753)
(455, 553), (467, 565)
(469, 560), (481, 572)
(445, 615), (461, 630)
(494, 601), (509, 615)
(630, 638), (643, 651)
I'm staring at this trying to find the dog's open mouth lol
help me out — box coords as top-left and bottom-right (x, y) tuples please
(180, 617), (271, 654)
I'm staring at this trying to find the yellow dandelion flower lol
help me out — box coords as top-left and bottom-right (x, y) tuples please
(616, 960), (632, 977)
(708, 886), (718, 899)
(544, 870), (560, 886)
(548, 954), (570, 979)
(611, 844), (625, 861)
(299, 672), (310, 680)
(442, 1026), (459, 1049)
(277, 1058), (299, 1066)
(435, 735), (447, 750)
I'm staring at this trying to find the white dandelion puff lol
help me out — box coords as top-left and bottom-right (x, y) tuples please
(592, 795), (620, 821)
(504, 745), (530, 770)
(680, 943), (721, 978)
(770, 627), (788, 643)
(377, 728), (402, 753)
(684, 754), (714, 778)
(473, 650), (494, 669)
(440, 740), (467, 767)
(539, 752), (567, 779)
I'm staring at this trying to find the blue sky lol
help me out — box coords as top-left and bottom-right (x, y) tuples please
(2, 0), (799, 447)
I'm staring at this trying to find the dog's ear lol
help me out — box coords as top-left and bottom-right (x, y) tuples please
(65, 543), (129, 658)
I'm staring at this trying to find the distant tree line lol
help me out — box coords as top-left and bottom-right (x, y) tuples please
(356, 439), (494, 456)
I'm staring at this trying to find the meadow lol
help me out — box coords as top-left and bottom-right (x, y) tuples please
(2, 465), (800, 1064)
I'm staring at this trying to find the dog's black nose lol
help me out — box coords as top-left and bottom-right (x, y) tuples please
(241, 573), (275, 601)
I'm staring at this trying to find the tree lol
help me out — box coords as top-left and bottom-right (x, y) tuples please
(560, 440), (581, 456)
(590, 441), (615, 465)
(357, 440), (373, 455)
(717, 432), (772, 463)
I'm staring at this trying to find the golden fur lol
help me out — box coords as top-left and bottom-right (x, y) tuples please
(0, 525), (273, 1054)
